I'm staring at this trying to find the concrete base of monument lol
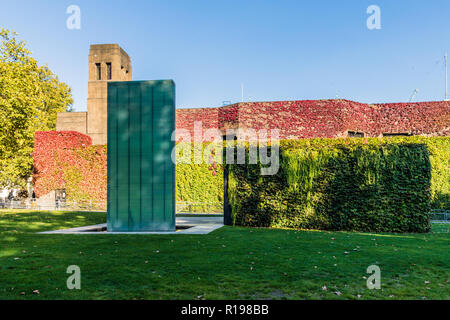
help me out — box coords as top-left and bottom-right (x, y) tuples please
(39, 216), (224, 235)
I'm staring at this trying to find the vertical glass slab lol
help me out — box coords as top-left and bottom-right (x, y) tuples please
(107, 80), (175, 232)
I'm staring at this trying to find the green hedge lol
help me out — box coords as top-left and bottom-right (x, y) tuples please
(409, 137), (449, 210)
(228, 138), (434, 233)
(281, 137), (449, 210)
(175, 143), (223, 212)
(176, 163), (223, 211)
(176, 137), (448, 214)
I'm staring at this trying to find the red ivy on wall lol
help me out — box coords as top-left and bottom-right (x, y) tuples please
(33, 131), (107, 207)
(175, 100), (449, 141)
(33, 99), (448, 206)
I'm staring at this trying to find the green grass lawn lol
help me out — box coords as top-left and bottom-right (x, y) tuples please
(0, 210), (448, 300)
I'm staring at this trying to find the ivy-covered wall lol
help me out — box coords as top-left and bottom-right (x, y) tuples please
(33, 132), (448, 215)
(33, 131), (106, 208)
(410, 136), (449, 209)
(176, 164), (223, 210)
(177, 100), (450, 141)
(228, 138), (435, 233)
(279, 137), (449, 210)
(33, 132), (222, 210)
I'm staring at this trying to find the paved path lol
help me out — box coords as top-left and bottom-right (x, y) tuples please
(39, 216), (224, 235)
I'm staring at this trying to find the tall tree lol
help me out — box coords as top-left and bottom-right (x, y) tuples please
(0, 28), (73, 188)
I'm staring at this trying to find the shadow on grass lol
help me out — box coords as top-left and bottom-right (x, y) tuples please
(0, 210), (106, 233)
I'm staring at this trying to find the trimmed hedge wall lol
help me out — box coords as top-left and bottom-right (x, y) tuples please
(33, 133), (448, 217)
(413, 137), (449, 210)
(175, 143), (223, 211)
(176, 163), (223, 209)
(280, 137), (449, 210)
(228, 138), (433, 233)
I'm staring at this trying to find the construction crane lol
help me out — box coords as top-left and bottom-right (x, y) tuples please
(409, 89), (419, 102)
(445, 53), (449, 101)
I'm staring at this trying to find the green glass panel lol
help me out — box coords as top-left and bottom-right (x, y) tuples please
(107, 80), (176, 232)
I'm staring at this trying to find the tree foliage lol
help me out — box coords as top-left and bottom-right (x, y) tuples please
(0, 29), (73, 187)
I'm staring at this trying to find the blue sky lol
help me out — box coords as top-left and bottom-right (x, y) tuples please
(1, 0), (449, 111)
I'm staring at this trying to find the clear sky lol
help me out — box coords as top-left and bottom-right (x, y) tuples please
(1, 0), (449, 111)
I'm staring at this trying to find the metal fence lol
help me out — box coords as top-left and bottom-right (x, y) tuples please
(176, 201), (223, 214)
(430, 209), (450, 222)
(0, 199), (445, 218)
(0, 199), (223, 214)
(0, 199), (106, 211)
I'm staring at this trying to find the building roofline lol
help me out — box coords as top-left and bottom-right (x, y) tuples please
(178, 99), (449, 110)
